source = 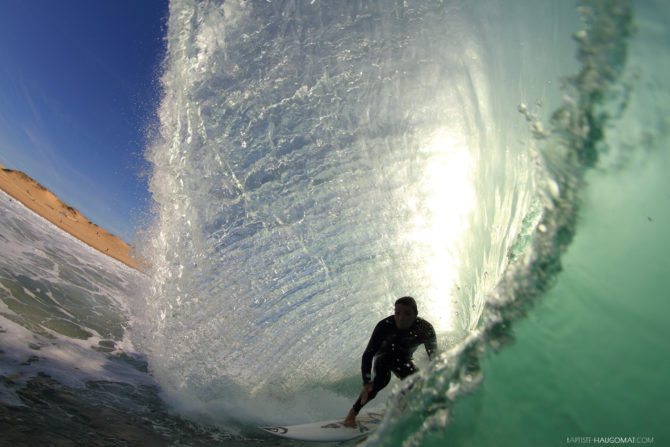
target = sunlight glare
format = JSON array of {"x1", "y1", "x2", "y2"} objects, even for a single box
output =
[{"x1": 406, "y1": 129, "x2": 475, "y2": 333}]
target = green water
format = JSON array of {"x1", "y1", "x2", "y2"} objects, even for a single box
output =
[{"x1": 441, "y1": 148, "x2": 670, "y2": 446}]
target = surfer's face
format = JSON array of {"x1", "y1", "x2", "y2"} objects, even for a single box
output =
[{"x1": 394, "y1": 304, "x2": 417, "y2": 330}]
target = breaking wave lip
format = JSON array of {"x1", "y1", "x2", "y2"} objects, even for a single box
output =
[
  {"x1": 135, "y1": 0, "x2": 641, "y2": 445},
  {"x1": 366, "y1": 1, "x2": 634, "y2": 445},
  {"x1": 139, "y1": 0, "x2": 541, "y2": 432}
]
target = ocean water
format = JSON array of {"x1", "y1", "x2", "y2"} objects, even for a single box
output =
[{"x1": 1, "y1": 0, "x2": 668, "y2": 446}]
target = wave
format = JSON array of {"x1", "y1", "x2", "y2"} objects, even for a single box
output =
[
  {"x1": 367, "y1": 1, "x2": 636, "y2": 443},
  {"x1": 139, "y1": 0, "x2": 639, "y2": 444}
]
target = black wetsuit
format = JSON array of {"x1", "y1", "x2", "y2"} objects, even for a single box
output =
[{"x1": 352, "y1": 315, "x2": 437, "y2": 413}]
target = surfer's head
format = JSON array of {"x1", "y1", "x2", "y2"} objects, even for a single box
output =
[{"x1": 394, "y1": 296, "x2": 418, "y2": 330}]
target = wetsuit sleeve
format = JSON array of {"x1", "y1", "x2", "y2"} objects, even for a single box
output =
[
  {"x1": 424, "y1": 322, "x2": 438, "y2": 360},
  {"x1": 361, "y1": 321, "x2": 385, "y2": 384}
]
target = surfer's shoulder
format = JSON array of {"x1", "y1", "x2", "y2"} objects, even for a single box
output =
[
  {"x1": 379, "y1": 315, "x2": 395, "y2": 327},
  {"x1": 373, "y1": 316, "x2": 395, "y2": 332},
  {"x1": 415, "y1": 317, "x2": 435, "y2": 332}
]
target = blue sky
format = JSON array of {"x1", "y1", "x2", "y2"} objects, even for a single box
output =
[{"x1": 0, "y1": 1, "x2": 168, "y2": 242}]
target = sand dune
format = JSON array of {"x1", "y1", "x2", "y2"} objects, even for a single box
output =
[{"x1": 0, "y1": 163, "x2": 144, "y2": 272}]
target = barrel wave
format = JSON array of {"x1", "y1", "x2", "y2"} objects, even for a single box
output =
[{"x1": 139, "y1": 0, "x2": 549, "y2": 428}]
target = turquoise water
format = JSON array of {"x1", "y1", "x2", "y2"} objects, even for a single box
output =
[
  {"x1": 424, "y1": 5, "x2": 670, "y2": 443},
  {"x1": 441, "y1": 149, "x2": 670, "y2": 446},
  {"x1": 1, "y1": 0, "x2": 669, "y2": 446},
  {"x1": 438, "y1": 8, "x2": 670, "y2": 445}
]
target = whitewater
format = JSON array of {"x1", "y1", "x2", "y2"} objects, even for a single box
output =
[{"x1": 1, "y1": 0, "x2": 669, "y2": 446}]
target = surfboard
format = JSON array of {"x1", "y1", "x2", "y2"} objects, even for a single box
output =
[{"x1": 259, "y1": 410, "x2": 385, "y2": 441}]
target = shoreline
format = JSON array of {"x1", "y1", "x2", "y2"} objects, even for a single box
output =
[{"x1": 0, "y1": 163, "x2": 144, "y2": 272}]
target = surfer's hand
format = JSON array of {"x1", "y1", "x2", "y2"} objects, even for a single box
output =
[{"x1": 360, "y1": 383, "x2": 374, "y2": 405}]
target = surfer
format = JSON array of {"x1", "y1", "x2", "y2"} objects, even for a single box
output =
[{"x1": 343, "y1": 296, "x2": 437, "y2": 428}]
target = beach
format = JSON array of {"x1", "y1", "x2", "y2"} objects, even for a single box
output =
[{"x1": 0, "y1": 163, "x2": 143, "y2": 272}]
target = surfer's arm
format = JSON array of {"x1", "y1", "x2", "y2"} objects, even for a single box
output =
[
  {"x1": 361, "y1": 321, "x2": 385, "y2": 383},
  {"x1": 424, "y1": 323, "x2": 438, "y2": 360}
]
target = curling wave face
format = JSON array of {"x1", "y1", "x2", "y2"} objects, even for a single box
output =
[
  {"x1": 136, "y1": 0, "x2": 659, "y2": 445},
  {"x1": 139, "y1": 0, "x2": 575, "y2": 428}
]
